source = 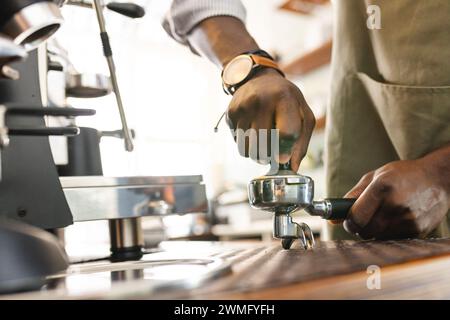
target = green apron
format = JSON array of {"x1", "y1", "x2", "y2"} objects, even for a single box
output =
[{"x1": 325, "y1": 0, "x2": 450, "y2": 240}]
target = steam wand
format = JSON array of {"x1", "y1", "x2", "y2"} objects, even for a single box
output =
[{"x1": 92, "y1": 0, "x2": 134, "y2": 151}]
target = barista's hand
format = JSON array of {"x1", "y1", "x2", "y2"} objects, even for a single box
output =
[
  {"x1": 226, "y1": 68, "x2": 315, "y2": 172},
  {"x1": 343, "y1": 157, "x2": 450, "y2": 240}
]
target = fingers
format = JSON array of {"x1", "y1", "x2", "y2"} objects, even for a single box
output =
[
  {"x1": 274, "y1": 100, "x2": 302, "y2": 165},
  {"x1": 231, "y1": 115, "x2": 274, "y2": 162},
  {"x1": 289, "y1": 133, "x2": 307, "y2": 173},
  {"x1": 227, "y1": 94, "x2": 264, "y2": 160},
  {"x1": 250, "y1": 115, "x2": 273, "y2": 164},
  {"x1": 290, "y1": 107, "x2": 315, "y2": 172},
  {"x1": 357, "y1": 206, "x2": 407, "y2": 239},
  {"x1": 345, "y1": 171, "x2": 375, "y2": 198},
  {"x1": 343, "y1": 174, "x2": 388, "y2": 237},
  {"x1": 332, "y1": 172, "x2": 375, "y2": 227},
  {"x1": 235, "y1": 119, "x2": 251, "y2": 158},
  {"x1": 225, "y1": 112, "x2": 236, "y2": 142},
  {"x1": 367, "y1": 210, "x2": 420, "y2": 240},
  {"x1": 226, "y1": 78, "x2": 313, "y2": 167}
]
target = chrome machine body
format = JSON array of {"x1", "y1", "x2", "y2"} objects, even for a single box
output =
[
  {"x1": 1, "y1": 1, "x2": 63, "y2": 51},
  {"x1": 61, "y1": 176, "x2": 208, "y2": 261},
  {"x1": 0, "y1": 0, "x2": 212, "y2": 296}
]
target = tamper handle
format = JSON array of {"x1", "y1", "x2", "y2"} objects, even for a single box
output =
[
  {"x1": 267, "y1": 161, "x2": 294, "y2": 175},
  {"x1": 278, "y1": 162, "x2": 291, "y2": 171},
  {"x1": 325, "y1": 198, "x2": 356, "y2": 220}
]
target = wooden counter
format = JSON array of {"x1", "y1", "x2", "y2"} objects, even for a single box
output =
[
  {"x1": 177, "y1": 239, "x2": 450, "y2": 300},
  {"x1": 4, "y1": 239, "x2": 450, "y2": 300}
]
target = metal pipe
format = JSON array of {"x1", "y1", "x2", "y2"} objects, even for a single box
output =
[
  {"x1": 109, "y1": 217, "x2": 144, "y2": 262},
  {"x1": 66, "y1": 1, "x2": 146, "y2": 19},
  {"x1": 65, "y1": 0, "x2": 93, "y2": 8},
  {"x1": 91, "y1": 0, "x2": 134, "y2": 151}
]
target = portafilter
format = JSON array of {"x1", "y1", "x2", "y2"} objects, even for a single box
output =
[{"x1": 248, "y1": 162, "x2": 356, "y2": 249}]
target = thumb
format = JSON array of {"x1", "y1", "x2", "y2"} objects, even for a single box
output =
[
  {"x1": 289, "y1": 138, "x2": 306, "y2": 172},
  {"x1": 289, "y1": 120, "x2": 314, "y2": 172},
  {"x1": 330, "y1": 171, "x2": 375, "y2": 225},
  {"x1": 343, "y1": 171, "x2": 385, "y2": 235}
]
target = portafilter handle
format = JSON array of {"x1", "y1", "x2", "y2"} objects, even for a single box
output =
[{"x1": 307, "y1": 198, "x2": 356, "y2": 220}]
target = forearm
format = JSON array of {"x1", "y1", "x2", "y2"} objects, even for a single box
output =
[{"x1": 187, "y1": 16, "x2": 259, "y2": 67}]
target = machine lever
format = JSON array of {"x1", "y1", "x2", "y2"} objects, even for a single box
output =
[
  {"x1": 9, "y1": 126, "x2": 80, "y2": 136},
  {"x1": 106, "y1": 2, "x2": 145, "y2": 18},
  {"x1": 66, "y1": 0, "x2": 146, "y2": 19},
  {"x1": 6, "y1": 107, "x2": 96, "y2": 117}
]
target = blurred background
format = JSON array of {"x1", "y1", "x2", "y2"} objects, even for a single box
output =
[{"x1": 57, "y1": 0, "x2": 334, "y2": 257}]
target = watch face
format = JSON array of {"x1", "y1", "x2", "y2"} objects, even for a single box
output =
[{"x1": 222, "y1": 55, "x2": 253, "y2": 86}]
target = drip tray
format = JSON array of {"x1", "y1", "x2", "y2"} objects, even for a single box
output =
[{"x1": 6, "y1": 252, "x2": 232, "y2": 299}]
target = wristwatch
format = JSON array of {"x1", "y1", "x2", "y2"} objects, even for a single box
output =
[{"x1": 221, "y1": 50, "x2": 284, "y2": 95}]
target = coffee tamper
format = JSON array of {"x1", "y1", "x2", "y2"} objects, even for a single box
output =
[{"x1": 248, "y1": 163, "x2": 356, "y2": 249}]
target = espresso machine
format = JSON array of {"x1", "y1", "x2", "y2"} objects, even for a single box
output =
[{"x1": 0, "y1": 0, "x2": 212, "y2": 295}]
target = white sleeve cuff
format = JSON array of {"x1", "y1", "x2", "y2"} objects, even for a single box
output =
[{"x1": 163, "y1": 0, "x2": 247, "y2": 45}]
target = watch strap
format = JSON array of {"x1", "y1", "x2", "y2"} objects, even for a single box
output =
[
  {"x1": 243, "y1": 49, "x2": 274, "y2": 60},
  {"x1": 250, "y1": 55, "x2": 280, "y2": 70}
]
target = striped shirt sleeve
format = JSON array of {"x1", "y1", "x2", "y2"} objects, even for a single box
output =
[{"x1": 163, "y1": 0, "x2": 247, "y2": 46}]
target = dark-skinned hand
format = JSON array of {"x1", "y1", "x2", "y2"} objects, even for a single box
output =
[
  {"x1": 226, "y1": 68, "x2": 315, "y2": 172},
  {"x1": 343, "y1": 156, "x2": 450, "y2": 240}
]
